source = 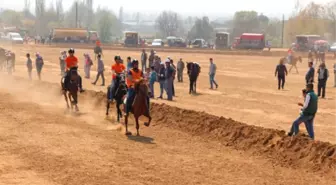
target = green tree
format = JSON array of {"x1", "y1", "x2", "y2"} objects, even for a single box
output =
[
  {"x1": 188, "y1": 16, "x2": 214, "y2": 41},
  {"x1": 0, "y1": 10, "x2": 23, "y2": 26},
  {"x1": 96, "y1": 10, "x2": 121, "y2": 42},
  {"x1": 233, "y1": 11, "x2": 259, "y2": 35},
  {"x1": 156, "y1": 11, "x2": 182, "y2": 37}
]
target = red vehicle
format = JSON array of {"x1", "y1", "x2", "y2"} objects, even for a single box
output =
[{"x1": 236, "y1": 33, "x2": 265, "y2": 50}]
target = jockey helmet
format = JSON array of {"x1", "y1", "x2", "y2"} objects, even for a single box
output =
[
  {"x1": 68, "y1": 48, "x2": 75, "y2": 53},
  {"x1": 132, "y1": 59, "x2": 139, "y2": 65}
]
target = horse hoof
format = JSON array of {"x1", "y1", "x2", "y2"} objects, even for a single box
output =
[
  {"x1": 144, "y1": 122, "x2": 150, "y2": 127},
  {"x1": 125, "y1": 131, "x2": 132, "y2": 136}
]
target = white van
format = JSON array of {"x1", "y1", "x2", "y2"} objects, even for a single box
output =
[{"x1": 7, "y1": 32, "x2": 24, "y2": 44}]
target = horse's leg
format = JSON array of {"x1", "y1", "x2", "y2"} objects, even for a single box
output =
[
  {"x1": 144, "y1": 115, "x2": 152, "y2": 127},
  {"x1": 295, "y1": 65, "x2": 299, "y2": 74},
  {"x1": 106, "y1": 100, "x2": 110, "y2": 116},
  {"x1": 72, "y1": 91, "x2": 79, "y2": 112},
  {"x1": 64, "y1": 92, "x2": 70, "y2": 109},
  {"x1": 116, "y1": 102, "x2": 120, "y2": 122},
  {"x1": 68, "y1": 92, "x2": 73, "y2": 110},
  {"x1": 135, "y1": 117, "x2": 140, "y2": 136},
  {"x1": 125, "y1": 114, "x2": 132, "y2": 135}
]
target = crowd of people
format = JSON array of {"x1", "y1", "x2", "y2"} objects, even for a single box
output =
[
  {"x1": 18, "y1": 46, "x2": 336, "y2": 140},
  {"x1": 278, "y1": 47, "x2": 336, "y2": 140}
]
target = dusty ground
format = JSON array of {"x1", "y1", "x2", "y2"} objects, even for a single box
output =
[{"x1": 0, "y1": 44, "x2": 335, "y2": 184}]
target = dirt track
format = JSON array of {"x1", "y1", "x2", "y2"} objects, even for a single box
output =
[{"x1": 0, "y1": 44, "x2": 335, "y2": 184}]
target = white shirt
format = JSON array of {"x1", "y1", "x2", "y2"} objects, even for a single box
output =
[{"x1": 302, "y1": 94, "x2": 311, "y2": 110}]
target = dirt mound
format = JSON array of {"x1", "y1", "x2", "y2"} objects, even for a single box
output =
[
  {"x1": 150, "y1": 103, "x2": 336, "y2": 176},
  {"x1": 4, "y1": 76, "x2": 336, "y2": 178}
]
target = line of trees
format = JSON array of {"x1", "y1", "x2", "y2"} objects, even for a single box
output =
[
  {"x1": 0, "y1": 0, "x2": 121, "y2": 43},
  {"x1": 0, "y1": 0, "x2": 335, "y2": 45}
]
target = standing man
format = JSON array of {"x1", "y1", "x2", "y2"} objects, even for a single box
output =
[
  {"x1": 305, "y1": 61, "x2": 315, "y2": 84},
  {"x1": 126, "y1": 56, "x2": 132, "y2": 72},
  {"x1": 59, "y1": 51, "x2": 67, "y2": 76},
  {"x1": 165, "y1": 60, "x2": 174, "y2": 101},
  {"x1": 177, "y1": 58, "x2": 185, "y2": 82},
  {"x1": 317, "y1": 63, "x2": 329, "y2": 98},
  {"x1": 148, "y1": 50, "x2": 155, "y2": 68},
  {"x1": 288, "y1": 83, "x2": 318, "y2": 139},
  {"x1": 35, "y1": 53, "x2": 44, "y2": 80},
  {"x1": 92, "y1": 54, "x2": 105, "y2": 86},
  {"x1": 209, "y1": 58, "x2": 218, "y2": 89},
  {"x1": 275, "y1": 58, "x2": 288, "y2": 90},
  {"x1": 141, "y1": 49, "x2": 147, "y2": 71},
  {"x1": 26, "y1": 53, "x2": 33, "y2": 80},
  {"x1": 334, "y1": 62, "x2": 336, "y2": 87},
  {"x1": 170, "y1": 59, "x2": 176, "y2": 96}
]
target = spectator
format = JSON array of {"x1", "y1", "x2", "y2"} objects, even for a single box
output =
[
  {"x1": 26, "y1": 53, "x2": 32, "y2": 80},
  {"x1": 317, "y1": 63, "x2": 329, "y2": 98},
  {"x1": 149, "y1": 66, "x2": 157, "y2": 98},
  {"x1": 305, "y1": 61, "x2": 315, "y2": 84},
  {"x1": 157, "y1": 62, "x2": 166, "y2": 99},
  {"x1": 92, "y1": 54, "x2": 105, "y2": 86},
  {"x1": 288, "y1": 83, "x2": 318, "y2": 139},
  {"x1": 141, "y1": 49, "x2": 147, "y2": 71},
  {"x1": 275, "y1": 58, "x2": 288, "y2": 90},
  {"x1": 177, "y1": 58, "x2": 185, "y2": 82},
  {"x1": 209, "y1": 58, "x2": 218, "y2": 89}
]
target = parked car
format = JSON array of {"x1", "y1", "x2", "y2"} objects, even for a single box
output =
[
  {"x1": 151, "y1": 39, "x2": 164, "y2": 47},
  {"x1": 329, "y1": 42, "x2": 336, "y2": 52},
  {"x1": 5, "y1": 32, "x2": 24, "y2": 44},
  {"x1": 191, "y1": 39, "x2": 207, "y2": 48}
]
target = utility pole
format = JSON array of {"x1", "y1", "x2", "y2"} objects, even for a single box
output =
[
  {"x1": 75, "y1": 1, "x2": 78, "y2": 28},
  {"x1": 281, "y1": 14, "x2": 285, "y2": 48}
]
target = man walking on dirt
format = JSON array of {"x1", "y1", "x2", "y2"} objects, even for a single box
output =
[
  {"x1": 275, "y1": 58, "x2": 288, "y2": 90},
  {"x1": 141, "y1": 49, "x2": 147, "y2": 72},
  {"x1": 209, "y1": 58, "x2": 218, "y2": 89},
  {"x1": 177, "y1": 58, "x2": 185, "y2": 82}
]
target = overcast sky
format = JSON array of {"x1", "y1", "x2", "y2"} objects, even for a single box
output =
[{"x1": 0, "y1": 0, "x2": 332, "y2": 18}]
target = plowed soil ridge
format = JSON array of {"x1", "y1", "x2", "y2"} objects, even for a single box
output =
[{"x1": 5, "y1": 76, "x2": 336, "y2": 178}]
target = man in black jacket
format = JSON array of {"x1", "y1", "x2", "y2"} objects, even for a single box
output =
[
  {"x1": 275, "y1": 58, "x2": 288, "y2": 90},
  {"x1": 317, "y1": 63, "x2": 329, "y2": 98},
  {"x1": 305, "y1": 61, "x2": 315, "y2": 84}
]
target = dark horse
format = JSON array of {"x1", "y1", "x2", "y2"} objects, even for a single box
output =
[
  {"x1": 61, "y1": 68, "x2": 79, "y2": 112},
  {"x1": 186, "y1": 62, "x2": 201, "y2": 94},
  {"x1": 125, "y1": 79, "x2": 152, "y2": 136},
  {"x1": 106, "y1": 74, "x2": 128, "y2": 122}
]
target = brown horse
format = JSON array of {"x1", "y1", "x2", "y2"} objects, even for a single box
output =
[
  {"x1": 124, "y1": 79, "x2": 152, "y2": 136},
  {"x1": 285, "y1": 56, "x2": 302, "y2": 74},
  {"x1": 61, "y1": 69, "x2": 79, "y2": 112}
]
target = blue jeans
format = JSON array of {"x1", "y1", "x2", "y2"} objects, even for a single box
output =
[
  {"x1": 149, "y1": 82, "x2": 154, "y2": 98},
  {"x1": 159, "y1": 81, "x2": 165, "y2": 98},
  {"x1": 289, "y1": 114, "x2": 315, "y2": 139},
  {"x1": 165, "y1": 77, "x2": 173, "y2": 100},
  {"x1": 209, "y1": 74, "x2": 218, "y2": 89},
  {"x1": 126, "y1": 88, "x2": 135, "y2": 114}
]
